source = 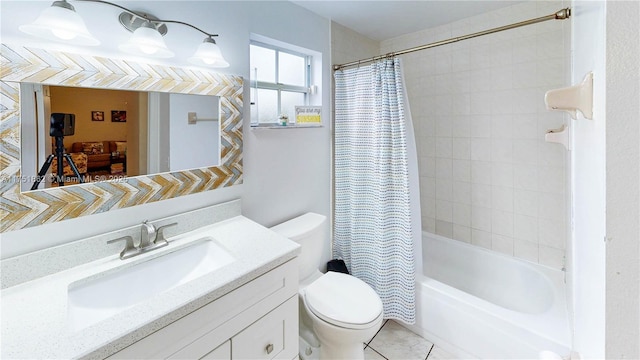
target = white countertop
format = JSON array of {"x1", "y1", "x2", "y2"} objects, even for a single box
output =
[{"x1": 1, "y1": 216, "x2": 300, "y2": 359}]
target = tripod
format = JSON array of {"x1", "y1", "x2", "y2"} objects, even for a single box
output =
[{"x1": 31, "y1": 135, "x2": 84, "y2": 190}]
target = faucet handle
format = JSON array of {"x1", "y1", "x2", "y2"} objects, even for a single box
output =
[
  {"x1": 155, "y1": 222, "x2": 177, "y2": 245},
  {"x1": 140, "y1": 220, "x2": 156, "y2": 248},
  {"x1": 107, "y1": 236, "x2": 139, "y2": 260}
]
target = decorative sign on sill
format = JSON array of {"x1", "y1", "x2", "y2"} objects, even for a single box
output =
[{"x1": 295, "y1": 106, "x2": 322, "y2": 126}]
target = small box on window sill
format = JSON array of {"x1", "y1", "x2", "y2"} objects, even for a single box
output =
[{"x1": 295, "y1": 106, "x2": 322, "y2": 126}]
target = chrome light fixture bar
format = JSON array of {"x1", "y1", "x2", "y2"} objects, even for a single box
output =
[{"x1": 19, "y1": 0, "x2": 229, "y2": 67}]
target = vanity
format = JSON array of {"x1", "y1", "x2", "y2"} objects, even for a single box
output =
[
  {"x1": 0, "y1": 43, "x2": 302, "y2": 359},
  {"x1": 0, "y1": 200, "x2": 301, "y2": 359}
]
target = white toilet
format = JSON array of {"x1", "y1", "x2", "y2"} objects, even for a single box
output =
[{"x1": 271, "y1": 213, "x2": 384, "y2": 360}]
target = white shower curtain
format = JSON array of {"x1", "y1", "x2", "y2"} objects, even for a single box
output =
[{"x1": 334, "y1": 58, "x2": 416, "y2": 325}]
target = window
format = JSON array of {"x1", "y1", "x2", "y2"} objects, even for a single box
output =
[{"x1": 250, "y1": 42, "x2": 311, "y2": 125}]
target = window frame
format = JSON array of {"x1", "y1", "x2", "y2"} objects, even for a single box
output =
[{"x1": 250, "y1": 41, "x2": 311, "y2": 124}]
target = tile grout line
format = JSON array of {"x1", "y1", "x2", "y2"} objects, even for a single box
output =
[
  {"x1": 366, "y1": 319, "x2": 389, "y2": 346},
  {"x1": 368, "y1": 345, "x2": 390, "y2": 360},
  {"x1": 425, "y1": 344, "x2": 435, "y2": 360}
]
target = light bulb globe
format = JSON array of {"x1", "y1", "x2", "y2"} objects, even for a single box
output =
[
  {"x1": 118, "y1": 24, "x2": 174, "y2": 58},
  {"x1": 19, "y1": 1, "x2": 100, "y2": 46},
  {"x1": 188, "y1": 38, "x2": 229, "y2": 68}
]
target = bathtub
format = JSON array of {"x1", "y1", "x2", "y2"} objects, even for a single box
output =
[{"x1": 405, "y1": 232, "x2": 571, "y2": 359}]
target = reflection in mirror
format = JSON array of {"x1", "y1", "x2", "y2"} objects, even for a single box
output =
[
  {"x1": 20, "y1": 84, "x2": 220, "y2": 192},
  {"x1": 1, "y1": 43, "x2": 243, "y2": 232},
  {"x1": 168, "y1": 93, "x2": 221, "y2": 172}
]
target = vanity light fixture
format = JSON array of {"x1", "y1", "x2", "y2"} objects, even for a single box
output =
[
  {"x1": 18, "y1": 0, "x2": 100, "y2": 46},
  {"x1": 19, "y1": 0, "x2": 229, "y2": 67}
]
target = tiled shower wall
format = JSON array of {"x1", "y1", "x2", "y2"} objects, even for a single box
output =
[{"x1": 380, "y1": 1, "x2": 570, "y2": 269}]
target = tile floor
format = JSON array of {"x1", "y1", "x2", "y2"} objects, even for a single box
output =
[{"x1": 364, "y1": 320, "x2": 458, "y2": 360}]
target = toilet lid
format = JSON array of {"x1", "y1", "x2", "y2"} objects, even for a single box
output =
[{"x1": 304, "y1": 272, "x2": 383, "y2": 329}]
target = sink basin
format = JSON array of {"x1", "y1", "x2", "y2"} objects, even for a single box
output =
[{"x1": 67, "y1": 237, "x2": 235, "y2": 332}]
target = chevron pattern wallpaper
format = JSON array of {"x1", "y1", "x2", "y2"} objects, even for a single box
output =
[{"x1": 0, "y1": 44, "x2": 243, "y2": 232}]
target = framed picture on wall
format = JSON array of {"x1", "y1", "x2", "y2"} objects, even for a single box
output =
[
  {"x1": 111, "y1": 110, "x2": 127, "y2": 122},
  {"x1": 91, "y1": 111, "x2": 104, "y2": 121}
]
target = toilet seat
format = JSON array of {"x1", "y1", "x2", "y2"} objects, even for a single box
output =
[{"x1": 303, "y1": 272, "x2": 383, "y2": 330}]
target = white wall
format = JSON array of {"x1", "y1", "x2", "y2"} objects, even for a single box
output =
[
  {"x1": 571, "y1": 1, "x2": 640, "y2": 358},
  {"x1": 604, "y1": 1, "x2": 640, "y2": 358},
  {"x1": 380, "y1": 0, "x2": 571, "y2": 269},
  {"x1": 169, "y1": 93, "x2": 220, "y2": 171},
  {"x1": 570, "y1": 1, "x2": 606, "y2": 357},
  {"x1": 0, "y1": 1, "x2": 332, "y2": 259},
  {"x1": 572, "y1": 1, "x2": 640, "y2": 359}
]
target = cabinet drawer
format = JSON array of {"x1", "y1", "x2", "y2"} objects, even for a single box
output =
[
  {"x1": 201, "y1": 340, "x2": 231, "y2": 360},
  {"x1": 232, "y1": 296, "x2": 298, "y2": 360}
]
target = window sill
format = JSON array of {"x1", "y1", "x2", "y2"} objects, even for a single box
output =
[{"x1": 250, "y1": 123, "x2": 322, "y2": 129}]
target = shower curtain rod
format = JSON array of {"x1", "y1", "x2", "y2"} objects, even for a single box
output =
[{"x1": 333, "y1": 7, "x2": 571, "y2": 71}]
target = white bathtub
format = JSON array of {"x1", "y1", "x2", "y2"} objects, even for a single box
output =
[{"x1": 405, "y1": 232, "x2": 571, "y2": 359}]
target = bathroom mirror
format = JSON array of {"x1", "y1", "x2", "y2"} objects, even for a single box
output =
[
  {"x1": 0, "y1": 44, "x2": 243, "y2": 232},
  {"x1": 20, "y1": 84, "x2": 221, "y2": 191}
]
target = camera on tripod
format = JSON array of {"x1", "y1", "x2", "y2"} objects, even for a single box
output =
[
  {"x1": 50, "y1": 113, "x2": 75, "y2": 137},
  {"x1": 31, "y1": 113, "x2": 84, "y2": 190}
]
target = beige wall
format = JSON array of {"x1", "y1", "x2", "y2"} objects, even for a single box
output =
[
  {"x1": 331, "y1": 21, "x2": 379, "y2": 65},
  {"x1": 49, "y1": 86, "x2": 139, "y2": 155}
]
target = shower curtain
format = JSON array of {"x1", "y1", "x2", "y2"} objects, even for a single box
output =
[{"x1": 334, "y1": 58, "x2": 416, "y2": 325}]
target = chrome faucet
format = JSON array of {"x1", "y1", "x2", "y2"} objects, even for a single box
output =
[{"x1": 108, "y1": 221, "x2": 178, "y2": 260}]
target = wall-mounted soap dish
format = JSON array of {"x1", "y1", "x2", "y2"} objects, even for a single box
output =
[
  {"x1": 545, "y1": 124, "x2": 570, "y2": 150},
  {"x1": 544, "y1": 72, "x2": 593, "y2": 120}
]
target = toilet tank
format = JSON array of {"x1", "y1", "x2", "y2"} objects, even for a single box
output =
[{"x1": 271, "y1": 213, "x2": 327, "y2": 280}]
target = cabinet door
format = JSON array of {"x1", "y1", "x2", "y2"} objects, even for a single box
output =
[
  {"x1": 201, "y1": 340, "x2": 231, "y2": 360},
  {"x1": 108, "y1": 260, "x2": 298, "y2": 360},
  {"x1": 232, "y1": 296, "x2": 298, "y2": 360}
]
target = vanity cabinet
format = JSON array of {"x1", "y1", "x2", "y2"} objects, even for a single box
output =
[
  {"x1": 107, "y1": 259, "x2": 299, "y2": 360},
  {"x1": 201, "y1": 341, "x2": 230, "y2": 360}
]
